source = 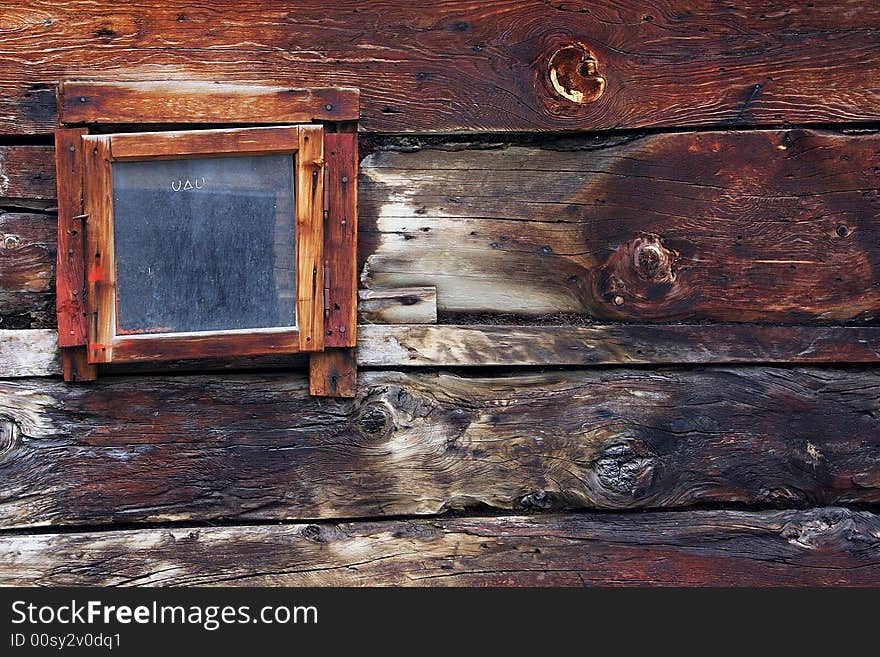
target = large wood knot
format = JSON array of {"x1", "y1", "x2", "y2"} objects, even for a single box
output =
[
  {"x1": 546, "y1": 43, "x2": 606, "y2": 104},
  {"x1": 593, "y1": 233, "x2": 680, "y2": 314},
  {"x1": 593, "y1": 441, "x2": 656, "y2": 497}
]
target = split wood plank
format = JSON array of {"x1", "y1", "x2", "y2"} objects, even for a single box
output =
[
  {"x1": 0, "y1": 367, "x2": 877, "y2": 528},
  {"x1": 1, "y1": 508, "x2": 878, "y2": 586},
  {"x1": 3, "y1": 2, "x2": 880, "y2": 134}
]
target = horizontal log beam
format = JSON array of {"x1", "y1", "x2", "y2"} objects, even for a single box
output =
[
  {"x1": 361, "y1": 129, "x2": 880, "y2": 323},
  {"x1": 2, "y1": 2, "x2": 880, "y2": 134},
  {"x1": 2, "y1": 508, "x2": 878, "y2": 586},
  {"x1": 8, "y1": 323, "x2": 880, "y2": 379},
  {"x1": 0, "y1": 146, "x2": 55, "y2": 203},
  {"x1": 357, "y1": 324, "x2": 880, "y2": 366},
  {"x1": 0, "y1": 367, "x2": 877, "y2": 528}
]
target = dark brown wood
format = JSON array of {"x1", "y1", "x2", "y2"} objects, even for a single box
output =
[
  {"x1": 323, "y1": 132, "x2": 358, "y2": 347},
  {"x1": 2, "y1": 507, "x2": 878, "y2": 586},
  {"x1": 361, "y1": 130, "x2": 880, "y2": 323},
  {"x1": 358, "y1": 324, "x2": 880, "y2": 366},
  {"x1": 0, "y1": 146, "x2": 56, "y2": 203},
  {"x1": 60, "y1": 81, "x2": 359, "y2": 125},
  {"x1": 0, "y1": 367, "x2": 878, "y2": 528},
  {"x1": 310, "y1": 348, "x2": 357, "y2": 397},
  {"x1": 359, "y1": 287, "x2": 438, "y2": 324},
  {"x1": 0, "y1": 211, "x2": 55, "y2": 329},
  {"x1": 3, "y1": 2, "x2": 880, "y2": 134}
]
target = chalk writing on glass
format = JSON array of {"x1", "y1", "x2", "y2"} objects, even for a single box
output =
[{"x1": 170, "y1": 177, "x2": 206, "y2": 192}]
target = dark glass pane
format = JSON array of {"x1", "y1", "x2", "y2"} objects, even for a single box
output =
[{"x1": 111, "y1": 154, "x2": 296, "y2": 334}]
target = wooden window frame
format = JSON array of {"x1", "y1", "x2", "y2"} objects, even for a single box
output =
[{"x1": 81, "y1": 124, "x2": 325, "y2": 364}]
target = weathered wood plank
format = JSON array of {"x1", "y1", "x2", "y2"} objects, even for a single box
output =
[
  {"x1": 359, "y1": 287, "x2": 438, "y2": 324},
  {"x1": 0, "y1": 367, "x2": 877, "y2": 528},
  {"x1": 60, "y1": 81, "x2": 359, "y2": 125},
  {"x1": 0, "y1": 146, "x2": 55, "y2": 202},
  {"x1": 0, "y1": 211, "x2": 55, "y2": 328},
  {"x1": 10, "y1": 323, "x2": 880, "y2": 379},
  {"x1": 2, "y1": 508, "x2": 878, "y2": 586},
  {"x1": 2, "y1": 2, "x2": 880, "y2": 134},
  {"x1": 0, "y1": 329, "x2": 58, "y2": 377},
  {"x1": 361, "y1": 129, "x2": 880, "y2": 323},
  {"x1": 357, "y1": 324, "x2": 880, "y2": 366}
]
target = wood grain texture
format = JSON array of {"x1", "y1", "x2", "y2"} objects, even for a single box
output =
[
  {"x1": 54, "y1": 128, "x2": 88, "y2": 348},
  {"x1": 2, "y1": 507, "x2": 878, "y2": 586},
  {"x1": 359, "y1": 287, "x2": 438, "y2": 324},
  {"x1": 296, "y1": 125, "x2": 324, "y2": 350},
  {"x1": 361, "y1": 129, "x2": 880, "y2": 323},
  {"x1": 0, "y1": 329, "x2": 58, "y2": 377},
  {"x1": 12, "y1": 322, "x2": 880, "y2": 379},
  {"x1": 310, "y1": 348, "x2": 357, "y2": 397},
  {"x1": 81, "y1": 135, "x2": 114, "y2": 363},
  {"x1": 0, "y1": 211, "x2": 55, "y2": 328},
  {"x1": 60, "y1": 81, "x2": 359, "y2": 124},
  {"x1": 0, "y1": 146, "x2": 55, "y2": 203},
  {"x1": 357, "y1": 324, "x2": 880, "y2": 366},
  {"x1": 323, "y1": 133, "x2": 358, "y2": 347},
  {"x1": 0, "y1": 367, "x2": 877, "y2": 528},
  {"x1": 2, "y1": 1, "x2": 880, "y2": 134},
  {"x1": 109, "y1": 125, "x2": 301, "y2": 160}
]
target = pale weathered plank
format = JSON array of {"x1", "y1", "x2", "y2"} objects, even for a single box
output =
[
  {"x1": 0, "y1": 329, "x2": 58, "y2": 377},
  {"x1": 0, "y1": 367, "x2": 877, "y2": 528},
  {"x1": 357, "y1": 324, "x2": 880, "y2": 366},
  {"x1": 358, "y1": 287, "x2": 438, "y2": 324},
  {"x1": 2, "y1": 2, "x2": 880, "y2": 134},
  {"x1": 360, "y1": 130, "x2": 880, "y2": 323},
  {"x1": 2, "y1": 508, "x2": 878, "y2": 586}
]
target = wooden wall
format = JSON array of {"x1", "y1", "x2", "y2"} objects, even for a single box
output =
[{"x1": 1, "y1": 0, "x2": 880, "y2": 586}]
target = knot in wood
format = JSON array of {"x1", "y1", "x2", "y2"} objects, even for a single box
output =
[
  {"x1": 547, "y1": 43, "x2": 606, "y2": 104},
  {"x1": 633, "y1": 235, "x2": 675, "y2": 283},
  {"x1": 594, "y1": 442, "x2": 656, "y2": 497},
  {"x1": 357, "y1": 404, "x2": 393, "y2": 438},
  {"x1": 0, "y1": 418, "x2": 21, "y2": 454},
  {"x1": 2, "y1": 234, "x2": 21, "y2": 250}
]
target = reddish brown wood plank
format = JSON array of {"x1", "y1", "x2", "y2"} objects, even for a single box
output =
[
  {"x1": 109, "y1": 125, "x2": 301, "y2": 160},
  {"x1": 296, "y1": 125, "x2": 325, "y2": 351},
  {"x1": 60, "y1": 81, "x2": 358, "y2": 125},
  {"x1": 323, "y1": 132, "x2": 358, "y2": 347},
  {"x1": 2, "y1": 508, "x2": 878, "y2": 586},
  {"x1": 54, "y1": 128, "x2": 88, "y2": 348},
  {"x1": 0, "y1": 367, "x2": 878, "y2": 528},
  {"x1": 2, "y1": 2, "x2": 880, "y2": 134},
  {"x1": 361, "y1": 129, "x2": 880, "y2": 323}
]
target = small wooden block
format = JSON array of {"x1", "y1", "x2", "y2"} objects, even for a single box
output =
[
  {"x1": 61, "y1": 346, "x2": 97, "y2": 382},
  {"x1": 359, "y1": 287, "x2": 438, "y2": 324},
  {"x1": 310, "y1": 348, "x2": 357, "y2": 397}
]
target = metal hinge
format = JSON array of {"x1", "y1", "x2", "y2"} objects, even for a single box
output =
[{"x1": 323, "y1": 261, "x2": 331, "y2": 319}]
